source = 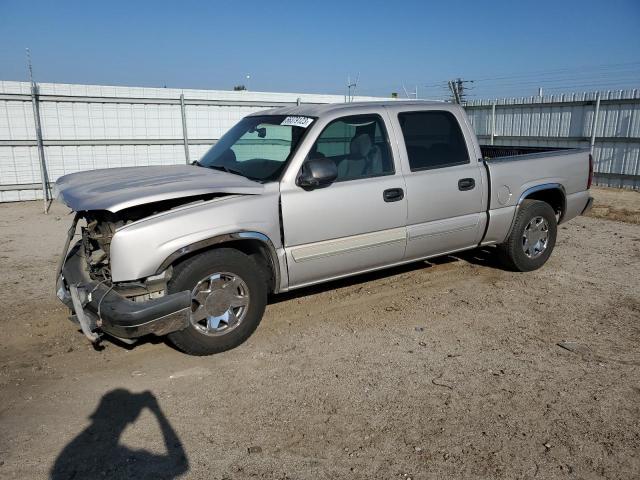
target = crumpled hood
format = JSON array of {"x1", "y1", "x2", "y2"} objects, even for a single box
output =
[{"x1": 54, "y1": 165, "x2": 264, "y2": 212}]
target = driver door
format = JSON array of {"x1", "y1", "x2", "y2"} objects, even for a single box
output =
[{"x1": 280, "y1": 113, "x2": 407, "y2": 288}]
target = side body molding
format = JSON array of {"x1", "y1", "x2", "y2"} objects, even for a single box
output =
[{"x1": 155, "y1": 231, "x2": 282, "y2": 293}]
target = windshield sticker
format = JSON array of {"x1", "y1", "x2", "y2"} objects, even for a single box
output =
[{"x1": 280, "y1": 116, "x2": 314, "y2": 128}]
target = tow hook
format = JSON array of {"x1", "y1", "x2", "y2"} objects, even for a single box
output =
[{"x1": 69, "y1": 284, "x2": 102, "y2": 345}]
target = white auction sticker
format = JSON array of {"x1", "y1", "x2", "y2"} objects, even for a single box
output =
[{"x1": 280, "y1": 116, "x2": 314, "y2": 128}]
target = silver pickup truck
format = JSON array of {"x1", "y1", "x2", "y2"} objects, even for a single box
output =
[{"x1": 54, "y1": 101, "x2": 593, "y2": 355}]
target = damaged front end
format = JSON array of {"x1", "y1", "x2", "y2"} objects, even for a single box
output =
[
  {"x1": 52, "y1": 164, "x2": 266, "y2": 346},
  {"x1": 56, "y1": 210, "x2": 191, "y2": 346}
]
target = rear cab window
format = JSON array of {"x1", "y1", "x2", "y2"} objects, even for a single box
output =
[{"x1": 398, "y1": 111, "x2": 470, "y2": 171}]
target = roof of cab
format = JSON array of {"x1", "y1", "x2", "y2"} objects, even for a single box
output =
[{"x1": 249, "y1": 100, "x2": 447, "y2": 118}]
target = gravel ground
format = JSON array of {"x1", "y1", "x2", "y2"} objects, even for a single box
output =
[{"x1": 0, "y1": 187, "x2": 639, "y2": 480}]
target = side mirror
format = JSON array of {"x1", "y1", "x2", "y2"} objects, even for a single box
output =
[{"x1": 297, "y1": 157, "x2": 338, "y2": 190}]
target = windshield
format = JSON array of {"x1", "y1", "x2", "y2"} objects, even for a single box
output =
[{"x1": 198, "y1": 115, "x2": 315, "y2": 182}]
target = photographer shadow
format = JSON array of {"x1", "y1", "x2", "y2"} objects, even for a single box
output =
[{"x1": 50, "y1": 389, "x2": 189, "y2": 480}]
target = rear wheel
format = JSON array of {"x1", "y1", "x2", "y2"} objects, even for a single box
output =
[
  {"x1": 167, "y1": 248, "x2": 267, "y2": 355},
  {"x1": 497, "y1": 199, "x2": 557, "y2": 272}
]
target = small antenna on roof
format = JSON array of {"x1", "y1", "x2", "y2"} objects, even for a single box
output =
[
  {"x1": 402, "y1": 83, "x2": 410, "y2": 99},
  {"x1": 351, "y1": 72, "x2": 359, "y2": 101},
  {"x1": 402, "y1": 83, "x2": 418, "y2": 99},
  {"x1": 346, "y1": 73, "x2": 359, "y2": 102}
]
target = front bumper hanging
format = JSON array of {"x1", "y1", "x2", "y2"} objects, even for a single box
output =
[{"x1": 57, "y1": 242, "x2": 191, "y2": 342}]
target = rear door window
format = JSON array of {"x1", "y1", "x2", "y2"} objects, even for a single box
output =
[{"x1": 398, "y1": 111, "x2": 470, "y2": 171}]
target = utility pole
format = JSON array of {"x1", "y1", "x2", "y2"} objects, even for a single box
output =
[
  {"x1": 447, "y1": 78, "x2": 472, "y2": 104},
  {"x1": 447, "y1": 81, "x2": 459, "y2": 103}
]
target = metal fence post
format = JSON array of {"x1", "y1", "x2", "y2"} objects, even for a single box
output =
[
  {"x1": 490, "y1": 102, "x2": 496, "y2": 146},
  {"x1": 589, "y1": 92, "x2": 602, "y2": 186},
  {"x1": 590, "y1": 92, "x2": 601, "y2": 155},
  {"x1": 30, "y1": 82, "x2": 49, "y2": 213},
  {"x1": 179, "y1": 93, "x2": 190, "y2": 164}
]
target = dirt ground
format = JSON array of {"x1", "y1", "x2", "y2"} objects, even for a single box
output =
[
  {"x1": 0, "y1": 187, "x2": 639, "y2": 480},
  {"x1": 585, "y1": 187, "x2": 640, "y2": 224}
]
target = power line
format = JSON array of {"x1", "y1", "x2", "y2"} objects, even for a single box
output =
[
  {"x1": 474, "y1": 75, "x2": 640, "y2": 89},
  {"x1": 422, "y1": 61, "x2": 640, "y2": 92},
  {"x1": 424, "y1": 75, "x2": 640, "y2": 93},
  {"x1": 478, "y1": 78, "x2": 639, "y2": 91},
  {"x1": 470, "y1": 61, "x2": 640, "y2": 83},
  {"x1": 471, "y1": 79, "x2": 639, "y2": 93}
]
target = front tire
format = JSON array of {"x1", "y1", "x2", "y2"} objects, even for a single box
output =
[
  {"x1": 497, "y1": 199, "x2": 558, "y2": 272},
  {"x1": 167, "y1": 248, "x2": 267, "y2": 356}
]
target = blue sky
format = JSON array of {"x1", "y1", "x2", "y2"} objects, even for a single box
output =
[{"x1": 1, "y1": 0, "x2": 639, "y2": 99}]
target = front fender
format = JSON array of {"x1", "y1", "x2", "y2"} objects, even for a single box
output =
[
  {"x1": 154, "y1": 231, "x2": 283, "y2": 293},
  {"x1": 109, "y1": 190, "x2": 282, "y2": 284}
]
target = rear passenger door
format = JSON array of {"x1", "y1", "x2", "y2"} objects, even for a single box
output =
[{"x1": 389, "y1": 108, "x2": 485, "y2": 260}]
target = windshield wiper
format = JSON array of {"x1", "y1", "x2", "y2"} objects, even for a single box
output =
[
  {"x1": 207, "y1": 165, "x2": 260, "y2": 182},
  {"x1": 208, "y1": 164, "x2": 241, "y2": 175}
]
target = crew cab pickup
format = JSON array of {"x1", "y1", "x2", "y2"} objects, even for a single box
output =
[{"x1": 54, "y1": 101, "x2": 593, "y2": 355}]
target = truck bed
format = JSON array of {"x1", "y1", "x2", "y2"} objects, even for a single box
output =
[
  {"x1": 478, "y1": 145, "x2": 592, "y2": 245},
  {"x1": 480, "y1": 145, "x2": 569, "y2": 160}
]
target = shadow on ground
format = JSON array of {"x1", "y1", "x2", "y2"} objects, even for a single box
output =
[
  {"x1": 454, "y1": 246, "x2": 504, "y2": 269},
  {"x1": 95, "y1": 246, "x2": 506, "y2": 350},
  {"x1": 271, "y1": 245, "x2": 505, "y2": 304},
  {"x1": 50, "y1": 389, "x2": 188, "y2": 480}
]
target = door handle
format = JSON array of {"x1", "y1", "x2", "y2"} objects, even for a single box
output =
[
  {"x1": 458, "y1": 178, "x2": 475, "y2": 191},
  {"x1": 383, "y1": 188, "x2": 404, "y2": 202}
]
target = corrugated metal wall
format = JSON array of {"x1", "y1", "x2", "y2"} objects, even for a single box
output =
[
  {"x1": 2, "y1": 82, "x2": 639, "y2": 203},
  {"x1": 465, "y1": 89, "x2": 640, "y2": 189},
  {"x1": 0, "y1": 81, "x2": 383, "y2": 202}
]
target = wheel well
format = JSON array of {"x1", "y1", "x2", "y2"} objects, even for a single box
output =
[
  {"x1": 224, "y1": 239, "x2": 276, "y2": 292},
  {"x1": 169, "y1": 239, "x2": 277, "y2": 293},
  {"x1": 523, "y1": 188, "x2": 565, "y2": 219}
]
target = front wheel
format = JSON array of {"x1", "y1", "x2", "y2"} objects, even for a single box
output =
[
  {"x1": 497, "y1": 199, "x2": 558, "y2": 272},
  {"x1": 167, "y1": 248, "x2": 267, "y2": 355}
]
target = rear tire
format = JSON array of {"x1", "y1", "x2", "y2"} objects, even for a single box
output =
[
  {"x1": 497, "y1": 199, "x2": 557, "y2": 272},
  {"x1": 166, "y1": 248, "x2": 267, "y2": 356}
]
